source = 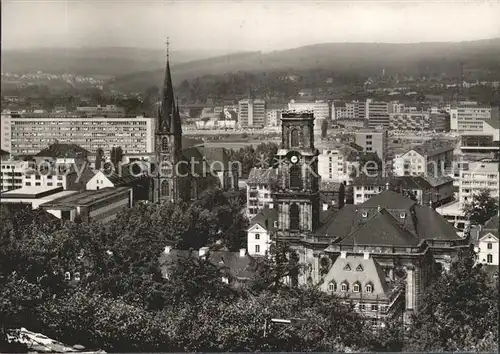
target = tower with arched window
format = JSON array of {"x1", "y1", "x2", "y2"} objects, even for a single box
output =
[{"x1": 272, "y1": 111, "x2": 320, "y2": 237}]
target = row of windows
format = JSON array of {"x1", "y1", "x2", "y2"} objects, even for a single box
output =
[{"x1": 328, "y1": 281, "x2": 375, "y2": 293}]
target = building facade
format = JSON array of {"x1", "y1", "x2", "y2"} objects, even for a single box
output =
[
  {"x1": 393, "y1": 141, "x2": 454, "y2": 177},
  {"x1": 458, "y1": 160, "x2": 499, "y2": 205},
  {"x1": 317, "y1": 144, "x2": 360, "y2": 184},
  {"x1": 354, "y1": 128, "x2": 388, "y2": 162},
  {"x1": 366, "y1": 99, "x2": 390, "y2": 129},
  {"x1": 238, "y1": 99, "x2": 266, "y2": 128},
  {"x1": 246, "y1": 167, "x2": 277, "y2": 219},
  {"x1": 1, "y1": 160, "x2": 28, "y2": 191},
  {"x1": 2, "y1": 113, "x2": 155, "y2": 156}
]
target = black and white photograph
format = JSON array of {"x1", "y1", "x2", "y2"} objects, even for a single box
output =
[{"x1": 1, "y1": 0, "x2": 499, "y2": 352}]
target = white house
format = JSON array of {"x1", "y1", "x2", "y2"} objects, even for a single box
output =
[
  {"x1": 247, "y1": 207, "x2": 278, "y2": 256},
  {"x1": 473, "y1": 215, "x2": 499, "y2": 266}
]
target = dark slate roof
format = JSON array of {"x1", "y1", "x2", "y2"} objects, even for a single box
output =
[
  {"x1": 340, "y1": 209, "x2": 419, "y2": 247},
  {"x1": 0, "y1": 149, "x2": 9, "y2": 156},
  {"x1": 198, "y1": 147, "x2": 230, "y2": 171},
  {"x1": 36, "y1": 143, "x2": 90, "y2": 158},
  {"x1": 247, "y1": 167, "x2": 277, "y2": 185},
  {"x1": 66, "y1": 166, "x2": 96, "y2": 191},
  {"x1": 362, "y1": 190, "x2": 417, "y2": 209},
  {"x1": 105, "y1": 164, "x2": 145, "y2": 185},
  {"x1": 413, "y1": 204, "x2": 466, "y2": 241},
  {"x1": 249, "y1": 206, "x2": 278, "y2": 230},
  {"x1": 480, "y1": 215, "x2": 499, "y2": 239},
  {"x1": 314, "y1": 190, "x2": 461, "y2": 245},
  {"x1": 322, "y1": 255, "x2": 392, "y2": 300},
  {"x1": 159, "y1": 249, "x2": 255, "y2": 280},
  {"x1": 422, "y1": 175, "x2": 454, "y2": 188},
  {"x1": 412, "y1": 140, "x2": 454, "y2": 157}
]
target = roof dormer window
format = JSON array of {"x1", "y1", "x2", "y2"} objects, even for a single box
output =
[
  {"x1": 400, "y1": 212, "x2": 406, "y2": 219},
  {"x1": 343, "y1": 263, "x2": 351, "y2": 271},
  {"x1": 362, "y1": 211, "x2": 368, "y2": 218}
]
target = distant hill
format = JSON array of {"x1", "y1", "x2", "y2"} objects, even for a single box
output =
[
  {"x1": 1, "y1": 47, "x2": 235, "y2": 77},
  {"x1": 111, "y1": 38, "x2": 500, "y2": 91}
]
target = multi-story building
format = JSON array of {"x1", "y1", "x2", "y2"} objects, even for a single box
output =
[
  {"x1": 2, "y1": 113, "x2": 155, "y2": 156},
  {"x1": 246, "y1": 167, "x2": 277, "y2": 219},
  {"x1": 458, "y1": 160, "x2": 499, "y2": 205},
  {"x1": 393, "y1": 141, "x2": 454, "y2": 177},
  {"x1": 246, "y1": 110, "x2": 469, "y2": 324},
  {"x1": 289, "y1": 100, "x2": 330, "y2": 120},
  {"x1": 247, "y1": 206, "x2": 278, "y2": 256},
  {"x1": 332, "y1": 101, "x2": 366, "y2": 121},
  {"x1": 1, "y1": 113, "x2": 11, "y2": 152},
  {"x1": 472, "y1": 215, "x2": 499, "y2": 266},
  {"x1": 1, "y1": 160, "x2": 28, "y2": 191},
  {"x1": 449, "y1": 104, "x2": 499, "y2": 133},
  {"x1": 389, "y1": 110, "x2": 447, "y2": 131},
  {"x1": 320, "y1": 253, "x2": 405, "y2": 328},
  {"x1": 266, "y1": 109, "x2": 282, "y2": 127},
  {"x1": 238, "y1": 99, "x2": 266, "y2": 128},
  {"x1": 366, "y1": 99, "x2": 390, "y2": 128},
  {"x1": 318, "y1": 143, "x2": 361, "y2": 184},
  {"x1": 75, "y1": 105, "x2": 126, "y2": 116},
  {"x1": 352, "y1": 175, "x2": 454, "y2": 207},
  {"x1": 354, "y1": 128, "x2": 388, "y2": 163}
]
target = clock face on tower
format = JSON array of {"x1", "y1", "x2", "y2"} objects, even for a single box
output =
[
  {"x1": 290, "y1": 155, "x2": 298, "y2": 164},
  {"x1": 286, "y1": 150, "x2": 301, "y2": 164}
]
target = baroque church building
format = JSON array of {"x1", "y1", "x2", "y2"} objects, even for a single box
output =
[
  {"x1": 152, "y1": 55, "x2": 238, "y2": 203},
  {"x1": 248, "y1": 110, "x2": 470, "y2": 325}
]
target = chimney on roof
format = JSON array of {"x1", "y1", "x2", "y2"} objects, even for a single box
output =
[
  {"x1": 199, "y1": 247, "x2": 210, "y2": 258},
  {"x1": 363, "y1": 252, "x2": 370, "y2": 260},
  {"x1": 377, "y1": 205, "x2": 381, "y2": 212},
  {"x1": 340, "y1": 251, "x2": 347, "y2": 259},
  {"x1": 385, "y1": 182, "x2": 390, "y2": 190},
  {"x1": 239, "y1": 248, "x2": 247, "y2": 257},
  {"x1": 164, "y1": 245, "x2": 172, "y2": 254}
]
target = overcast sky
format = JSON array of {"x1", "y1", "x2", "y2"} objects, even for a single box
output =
[{"x1": 3, "y1": 0, "x2": 500, "y2": 51}]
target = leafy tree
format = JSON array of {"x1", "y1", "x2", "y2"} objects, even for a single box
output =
[
  {"x1": 462, "y1": 189, "x2": 499, "y2": 225},
  {"x1": 404, "y1": 247, "x2": 498, "y2": 352},
  {"x1": 250, "y1": 242, "x2": 301, "y2": 293}
]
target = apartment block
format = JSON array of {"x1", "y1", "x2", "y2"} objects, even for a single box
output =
[
  {"x1": 449, "y1": 104, "x2": 499, "y2": 133},
  {"x1": 238, "y1": 99, "x2": 266, "y2": 128},
  {"x1": 0, "y1": 160, "x2": 29, "y2": 191},
  {"x1": 366, "y1": 99, "x2": 390, "y2": 128},
  {"x1": 354, "y1": 128, "x2": 388, "y2": 162},
  {"x1": 2, "y1": 113, "x2": 155, "y2": 156},
  {"x1": 288, "y1": 100, "x2": 330, "y2": 119},
  {"x1": 393, "y1": 141, "x2": 454, "y2": 177},
  {"x1": 458, "y1": 160, "x2": 499, "y2": 205},
  {"x1": 389, "y1": 111, "x2": 447, "y2": 131},
  {"x1": 318, "y1": 143, "x2": 361, "y2": 184}
]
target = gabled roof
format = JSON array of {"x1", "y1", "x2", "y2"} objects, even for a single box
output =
[
  {"x1": 480, "y1": 215, "x2": 499, "y2": 239},
  {"x1": 412, "y1": 140, "x2": 454, "y2": 157},
  {"x1": 314, "y1": 190, "x2": 461, "y2": 244},
  {"x1": 159, "y1": 249, "x2": 255, "y2": 280},
  {"x1": 0, "y1": 149, "x2": 9, "y2": 156},
  {"x1": 249, "y1": 206, "x2": 278, "y2": 230},
  {"x1": 361, "y1": 190, "x2": 417, "y2": 209},
  {"x1": 321, "y1": 255, "x2": 392, "y2": 300},
  {"x1": 198, "y1": 147, "x2": 230, "y2": 171},
  {"x1": 340, "y1": 209, "x2": 419, "y2": 247},
  {"x1": 101, "y1": 164, "x2": 145, "y2": 186},
  {"x1": 36, "y1": 143, "x2": 90, "y2": 158}
]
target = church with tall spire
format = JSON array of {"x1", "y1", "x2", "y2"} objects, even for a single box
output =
[
  {"x1": 153, "y1": 40, "x2": 239, "y2": 203},
  {"x1": 154, "y1": 39, "x2": 184, "y2": 202}
]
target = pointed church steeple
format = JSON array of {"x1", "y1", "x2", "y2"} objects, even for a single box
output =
[{"x1": 158, "y1": 38, "x2": 175, "y2": 134}]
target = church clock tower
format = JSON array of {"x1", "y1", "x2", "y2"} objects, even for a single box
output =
[{"x1": 272, "y1": 111, "x2": 320, "y2": 241}]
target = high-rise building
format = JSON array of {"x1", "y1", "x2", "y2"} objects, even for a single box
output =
[
  {"x1": 366, "y1": 99, "x2": 390, "y2": 128},
  {"x1": 2, "y1": 113, "x2": 155, "y2": 157},
  {"x1": 288, "y1": 100, "x2": 330, "y2": 119},
  {"x1": 449, "y1": 104, "x2": 499, "y2": 133},
  {"x1": 389, "y1": 110, "x2": 447, "y2": 131},
  {"x1": 354, "y1": 128, "x2": 388, "y2": 163},
  {"x1": 318, "y1": 143, "x2": 361, "y2": 184},
  {"x1": 238, "y1": 99, "x2": 266, "y2": 127}
]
